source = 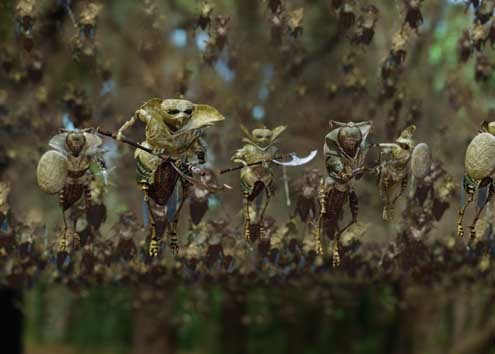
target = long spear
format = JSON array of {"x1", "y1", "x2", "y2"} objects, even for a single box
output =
[{"x1": 96, "y1": 128, "x2": 230, "y2": 192}]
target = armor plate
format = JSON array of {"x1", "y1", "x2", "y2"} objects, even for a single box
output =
[
  {"x1": 411, "y1": 142, "x2": 432, "y2": 179},
  {"x1": 37, "y1": 150, "x2": 68, "y2": 194},
  {"x1": 465, "y1": 133, "x2": 495, "y2": 181}
]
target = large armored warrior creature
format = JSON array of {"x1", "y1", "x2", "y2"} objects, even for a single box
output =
[
  {"x1": 317, "y1": 121, "x2": 372, "y2": 266},
  {"x1": 115, "y1": 98, "x2": 225, "y2": 257},
  {"x1": 457, "y1": 121, "x2": 495, "y2": 243}
]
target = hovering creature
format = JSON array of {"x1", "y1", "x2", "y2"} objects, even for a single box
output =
[
  {"x1": 15, "y1": 0, "x2": 36, "y2": 51},
  {"x1": 291, "y1": 168, "x2": 322, "y2": 228},
  {"x1": 36, "y1": 129, "x2": 107, "y2": 252},
  {"x1": 475, "y1": 0, "x2": 494, "y2": 24},
  {"x1": 114, "y1": 98, "x2": 225, "y2": 257},
  {"x1": 203, "y1": 15, "x2": 231, "y2": 64},
  {"x1": 352, "y1": 5, "x2": 379, "y2": 45},
  {"x1": 338, "y1": 0, "x2": 356, "y2": 31},
  {"x1": 189, "y1": 168, "x2": 218, "y2": 225},
  {"x1": 316, "y1": 121, "x2": 373, "y2": 266},
  {"x1": 230, "y1": 125, "x2": 287, "y2": 242},
  {"x1": 197, "y1": 0, "x2": 214, "y2": 30},
  {"x1": 457, "y1": 121, "x2": 495, "y2": 243},
  {"x1": 287, "y1": 8, "x2": 304, "y2": 38},
  {"x1": 457, "y1": 30, "x2": 473, "y2": 63},
  {"x1": 72, "y1": 2, "x2": 102, "y2": 60},
  {"x1": 403, "y1": 0, "x2": 423, "y2": 30},
  {"x1": 474, "y1": 54, "x2": 494, "y2": 82},
  {"x1": 376, "y1": 125, "x2": 422, "y2": 221}
]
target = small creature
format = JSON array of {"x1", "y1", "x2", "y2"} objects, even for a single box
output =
[
  {"x1": 403, "y1": 0, "x2": 423, "y2": 30},
  {"x1": 231, "y1": 125, "x2": 287, "y2": 241},
  {"x1": 376, "y1": 125, "x2": 418, "y2": 221},
  {"x1": 287, "y1": 8, "x2": 304, "y2": 38},
  {"x1": 197, "y1": 0, "x2": 214, "y2": 30},
  {"x1": 37, "y1": 129, "x2": 107, "y2": 252}
]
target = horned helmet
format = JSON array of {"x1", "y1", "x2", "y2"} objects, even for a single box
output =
[
  {"x1": 65, "y1": 130, "x2": 87, "y2": 156},
  {"x1": 160, "y1": 99, "x2": 195, "y2": 131},
  {"x1": 241, "y1": 125, "x2": 287, "y2": 148},
  {"x1": 481, "y1": 120, "x2": 495, "y2": 135},
  {"x1": 395, "y1": 125, "x2": 416, "y2": 150},
  {"x1": 337, "y1": 124, "x2": 363, "y2": 157}
]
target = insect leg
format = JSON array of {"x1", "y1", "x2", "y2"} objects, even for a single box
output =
[
  {"x1": 469, "y1": 182, "x2": 494, "y2": 243},
  {"x1": 243, "y1": 190, "x2": 251, "y2": 242},
  {"x1": 168, "y1": 181, "x2": 189, "y2": 256},
  {"x1": 457, "y1": 178, "x2": 475, "y2": 238},
  {"x1": 259, "y1": 183, "x2": 273, "y2": 240}
]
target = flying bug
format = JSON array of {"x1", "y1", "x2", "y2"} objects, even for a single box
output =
[
  {"x1": 287, "y1": 8, "x2": 304, "y2": 38},
  {"x1": 109, "y1": 98, "x2": 226, "y2": 257},
  {"x1": 475, "y1": 0, "x2": 494, "y2": 24},
  {"x1": 457, "y1": 29, "x2": 473, "y2": 63},
  {"x1": 352, "y1": 5, "x2": 379, "y2": 45},
  {"x1": 15, "y1": 0, "x2": 37, "y2": 51},
  {"x1": 316, "y1": 121, "x2": 373, "y2": 267},
  {"x1": 338, "y1": 1, "x2": 356, "y2": 31},
  {"x1": 457, "y1": 121, "x2": 495, "y2": 243},
  {"x1": 37, "y1": 129, "x2": 107, "y2": 253},
  {"x1": 197, "y1": 0, "x2": 214, "y2": 31},
  {"x1": 403, "y1": 0, "x2": 423, "y2": 30},
  {"x1": 376, "y1": 125, "x2": 429, "y2": 221},
  {"x1": 189, "y1": 168, "x2": 218, "y2": 225}
]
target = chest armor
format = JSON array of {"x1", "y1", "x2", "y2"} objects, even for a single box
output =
[
  {"x1": 145, "y1": 119, "x2": 197, "y2": 155},
  {"x1": 244, "y1": 145, "x2": 277, "y2": 164},
  {"x1": 66, "y1": 155, "x2": 90, "y2": 177}
]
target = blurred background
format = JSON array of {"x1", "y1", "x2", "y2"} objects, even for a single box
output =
[{"x1": 0, "y1": 0, "x2": 494, "y2": 353}]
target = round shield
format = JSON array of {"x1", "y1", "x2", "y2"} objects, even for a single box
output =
[
  {"x1": 465, "y1": 132, "x2": 495, "y2": 181},
  {"x1": 37, "y1": 150, "x2": 68, "y2": 194},
  {"x1": 411, "y1": 142, "x2": 432, "y2": 179}
]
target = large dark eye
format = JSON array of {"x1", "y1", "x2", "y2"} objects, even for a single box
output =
[
  {"x1": 167, "y1": 109, "x2": 180, "y2": 115},
  {"x1": 184, "y1": 109, "x2": 193, "y2": 115}
]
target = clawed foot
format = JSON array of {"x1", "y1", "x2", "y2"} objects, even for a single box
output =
[
  {"x1": 332, "y1": 243, "x2": 340, "y2": 268},
  {"x1": 244, "y1": 224, "x2": 251, "y2": 242},
  {"x1": 169, "y1": 241, "x2": 179, "y2": 256},
  {"x1": 58, "y1": 238, "x2": 69, "y2": 252},
  {"x1": 457, "y1": 224, "x2": 464, "y2": 238},
  {"x1": 469, "y1": 228, "x2": 477, "y2": 242},
  {"x1": 382, "y1": 206, "x2": 393, "y2": 221},
  {"x1": 149, "y1": 239, "x2": 160, "y2": 257}
]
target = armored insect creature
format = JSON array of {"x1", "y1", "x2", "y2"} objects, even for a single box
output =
[
  {"x1": 376, "y1": 125, "x2": 417, "y2": 221},
  {"x1": 291, "y1": 168, "x2": 322, "y2": 228},
  {"x1": 37, "y1": 129, "x2": 107, "y2": 252},
  {"x1": 115, "y1": 98, "x2": 225, "y2": 257},
  {"x1": 457, "y1": 121, "x2": 495, "y2": 242},
  {"x1": 316, "y1": 121, "x2": 372, "y2": 266},
  {"x1": 231, "y1": 125, "x2": 287, "y2": 242}
]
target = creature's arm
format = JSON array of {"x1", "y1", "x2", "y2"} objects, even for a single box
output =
[
  {"x1": 326, "y1": 156, "x2": 352, "y2": 183},
  {"x1": 232, "y1": 146, "x2": 248, "y2": 166},
  {"x1": 89, "y1": 155, "x2": 108, "y2": 185},
  {"x1": 192, "y1": 137, "x2": 207, "y2": 164},
  {"x1": 116, "y1": 109, "x2": 149, "y2": 141}
]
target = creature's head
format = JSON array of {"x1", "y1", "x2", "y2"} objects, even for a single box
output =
[
  {"x1": 337, "y1": 125, "x2": 363, "y2": 157},
  {"x1": 481, "y1": 120, "x2": 495, "y2": 135},
  {"x1": 395, "y1": 125, "x2": 416, "y2": 150},
  {"x1": 241, "y1": 125, "x2": 287, "y2": 148},
  {"x1": 252, "y1": 128, "x2": 274, "y2": 146},
  {"x1": 160, "y1": 99, "x2": 194, "y2": 131},
  {"x1": 65, "y1": 130, "x2": 87, "y2": 156}
]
